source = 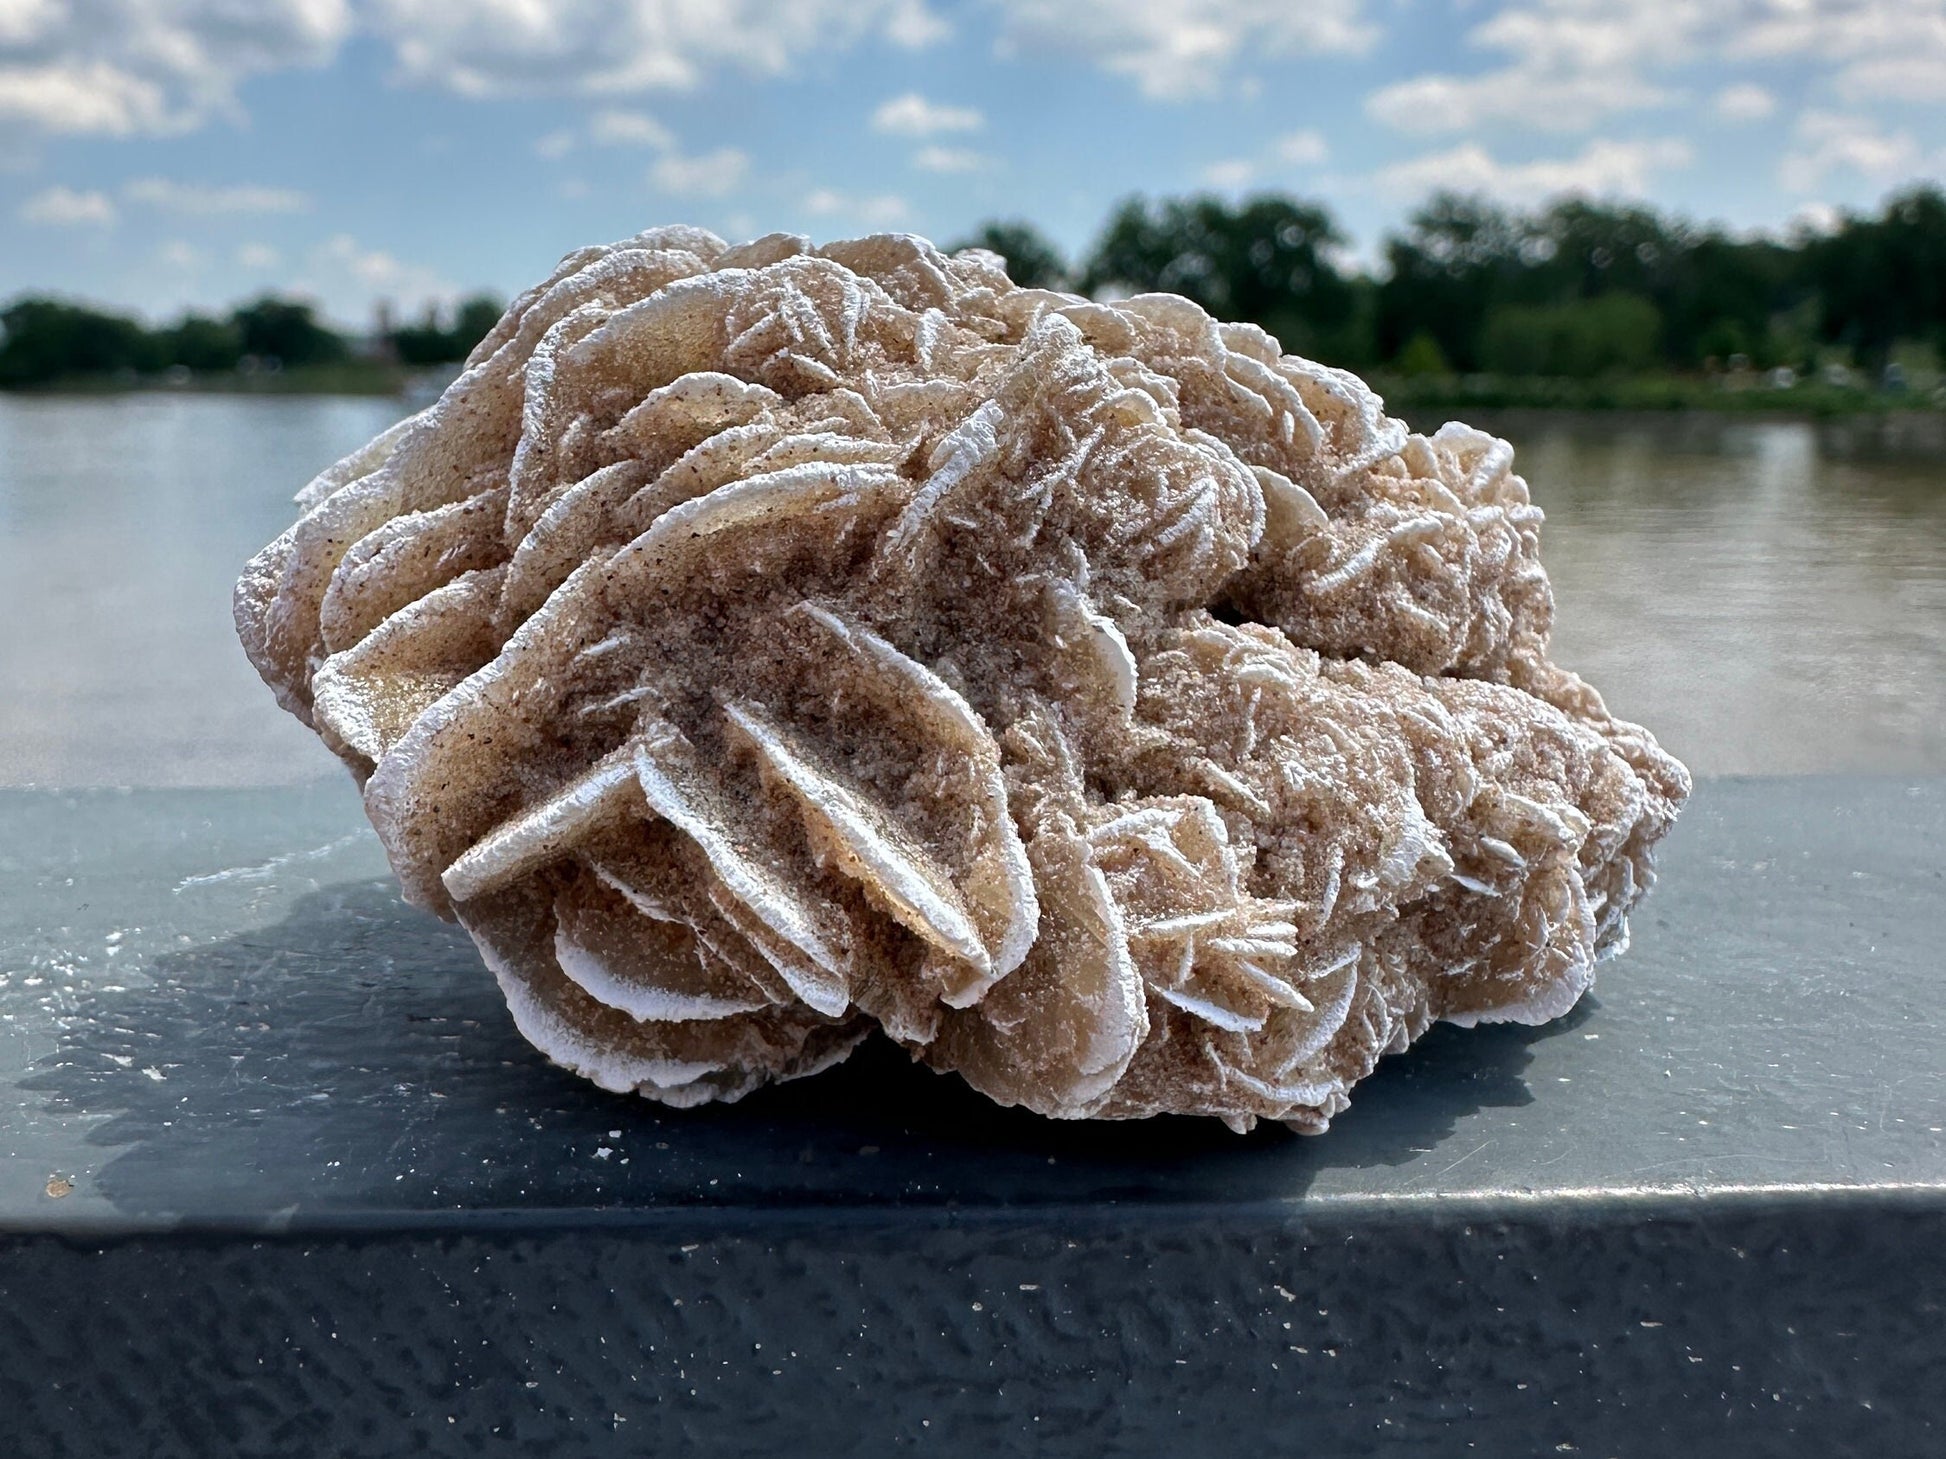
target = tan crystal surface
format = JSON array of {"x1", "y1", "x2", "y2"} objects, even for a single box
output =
[{"x1": 235, "y1": 227, "x2": 1690, "y2": 1132}]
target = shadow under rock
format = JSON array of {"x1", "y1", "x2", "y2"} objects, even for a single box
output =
[{"x1": 22, "y1": 879, "x2": 1573, "y2": 1225}]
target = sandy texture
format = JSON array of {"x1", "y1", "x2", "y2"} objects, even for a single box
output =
[{"x1": 236, "y1": 228, "x2": 1688, "y2": 1130}]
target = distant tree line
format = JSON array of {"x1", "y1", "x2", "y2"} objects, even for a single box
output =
[
  {"x1": 7, "y1": 187, "x2": 1942, "y2": 389},
  {"x1": 0, "y1": 292, "x2": 504, "y2": 388},
  {"x1": 953, "y1": 184, "x2": 1946, "y2": 379}
]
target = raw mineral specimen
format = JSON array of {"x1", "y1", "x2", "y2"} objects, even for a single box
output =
[{"x1": 236, "y1": 228, "x2": 1689, "y2": 1132}]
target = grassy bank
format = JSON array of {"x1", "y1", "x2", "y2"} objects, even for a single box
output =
[
  {"x1": 12, "y1": 367, "x2": 1944, "y2": 418},
  {"x1": 1370, "y1": 371, "x2": 1944, "y2": 419},
  {"x1": 1, "y1": 361, "x2": 453, "y2": 398}
]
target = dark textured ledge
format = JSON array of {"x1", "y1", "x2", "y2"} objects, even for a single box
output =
[{"x1": 1, "y1": 778, "x2": 1940, "y2": 1456}]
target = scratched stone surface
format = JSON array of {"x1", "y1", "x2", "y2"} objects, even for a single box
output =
[{"x1": 0, "y1": 776, "x2": 1941, "y2": 1456}]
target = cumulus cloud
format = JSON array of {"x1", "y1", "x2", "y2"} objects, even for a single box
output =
[
  {"x1": 991, "y1": 0, "x2": 1376, "y2": 100},
  {"x1": 1370, "y1": 1, "x2": 1946, "y2": 139},
  {"x1": 1831, "y1": 52, "x2": 1946, "y2": 104},
  {"x1": 19, "y1": 182, "x2": 114, "y2": 225},
  {"x1": 236, "y1": 242, "x2": 281, "y2": 269},
  {"x1": 1277, "y1": 129, "x2": 1329, "y2": 165},
  {"x1": 0, "y1": 0, "x2": 948, "y2": 151},
  {"x1": 318, "y1": 233, "x2": 413, "y2": 286},
  {"x1": 293, "y1": 231, "x2": 456, "y2": 320},
  {"x1": 1375, "y1": 138, "x2": 1695, "y2": 206},
  {"x1": 650, "y1": 147, "x2": 748, "y2": 197},
  {"x1": 1198, "y1": 128, "x2": 1329, "y2": 192},
  {"x1": 1369, "y1": 58, "x2": 1668, "y2": 135},
  {"x1": 124, "y1": 177, "x2": 311, "y2": 215},
  {"x1": 535, "y1": 109, "x2": 675, "y2": 161},
  {"x1": 588, "y1": 107, "x2": 674, "y2": 148},
  {"x1": 1714, "y1": 83, "x2": 1776, "y2": 122},
  {"x1": 872, "y1": 91, "x2": 982, "y2": 136},
  {"x1": 1787, "y1": 200, "x2": 1843, "y2": 237},
  {"x1": 0, "y1": 60, "x2": 169, "y2": 137},
  {"x1": 1736, "y1": 0, "x2": 1946, "y2": 102},
  {"x1": 1780, "y1": 111, "x2": 1927, "y2": 191},
  {"x1": 365, "y1": 0, "x2": 945, "y2": 97},
  {"x1": 0, "y1": 1, "x2": 348, "y2": 143},
  {"x1": 803, "y1": 187, "x2": 908, "y2": 224},
  {"x1": 529, "y1": 108, "x2": 738, "y2": 197},
  {"x1": 1201, "y1": 158, "x2": 1255, "y2": 189},
  {"x1": 913, "y1": 145, "x2": 993, "y2": 172}
]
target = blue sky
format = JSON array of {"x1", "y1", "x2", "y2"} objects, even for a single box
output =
[{"x1": 4, "y1": 0, "x2": 1944, "y2": 326}]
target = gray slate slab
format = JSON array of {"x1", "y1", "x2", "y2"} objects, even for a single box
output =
[{"x1": 0, "y1": 777, "x2": 1940, "y2": 1456}]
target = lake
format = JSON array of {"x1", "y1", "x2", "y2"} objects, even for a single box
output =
[{"x1": 1, "y1": 394, "x2": 1941, "y2": 787}]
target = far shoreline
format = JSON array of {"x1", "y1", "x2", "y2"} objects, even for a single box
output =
[
  {"x1": 0, "y1": 361, "x2": 458, "y2": 401},
  {"x1": 4, "y1": 370, "x2": 1942, "y2": 448}
]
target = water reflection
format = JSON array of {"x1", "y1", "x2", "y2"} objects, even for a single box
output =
[
  {"x1": 0, "y1": 394, "x2": 400, "y2": 786},
  {"x1": 1, "y1": 394, "x2": 1942, "y2": 784},
  {"x1": 1500, "y1": 411, "x2": 1946, "y2": 775}
]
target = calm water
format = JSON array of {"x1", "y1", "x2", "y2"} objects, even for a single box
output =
[{"x1": 1, "y1": 395, "x2": 1942, "y2": 786}]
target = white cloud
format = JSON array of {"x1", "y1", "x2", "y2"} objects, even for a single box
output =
[
  {"x1": 1277, "y1": 129, "x2": 1329, "y2": 166},
  {"x1": 588, "y1": 107, "x2": 674, "y2": 148},
  {"x1": 1787, "y1": 200, "x2": 1843, "y2": 237},
  {"x1": 1832, "y1": 53, "x2": 1946, "y2": 104},
  {"x1": 0, "y1": 60, "x2": 170, "y2": 137},
  {"x1": 532, "y1": 128, "x2": 576, "y2": 160},
  {"x1": 236, "y1": 242, "x2": 281, "y2": 269},
  {"x1": 803, "y1": 187, "x2": 908, "y2": 224},
  {"x1": 19, "y1": 182, "x2": 114, "y2": 225},
  {"x1": 1780, "y1": 110, "x2": 1927, "y2": 191},
  {"x1": 913, "y1": 144, "x2": 992, "y2": 172},
  {"x1": 0, "y1": 1, "x2": 949, "y2": 150},
  {"x1": 1368, "y1": 67, "x2": 1667, "y2": 136},
  {"x1": 1198, "y1": 128, "x2": 1329, "y2": 191},
  {"x1": 319, "y1": 233, "x2": 407, "y2": 286},
  {"x1": 860, "y1": 195, "x2": 910, "y2": 224},
  {"x1": 1736, "y1": 1, "x2": 1946, "y2": 102},
  {"x1": 1714, "y1": 83, "x2": 1777, "y2": 122},
  {"x1": 881, "y1": 0, "x2": 950, "y2": 49},
  {"x1": 301, "y1": 232, "x2": 455, "y2": 319},
  {"x1": 366, "y1": 0, "x2": 945, "y2": 97},
  {"x1": 992, "y1": 0, "x2": 1376, "y2": 99},
  {"x1": 159, "y1": 239, "x2": 202, "y2": 270},
  {"x1": 1201, "y1": 158, "x2": 1256, "y2": 189},
  {"x1": 0, "y1": 2, "x2": 349, "y2": 143},
  {"x1": 872, "y1": 91, "x2": 982, "y2": 136},
  {"x1": 651, "y1": 147, "x2": 748, "y2": 197},
  {"x1": 1376, "y1": 138, "x2": 1695, "y2": 206},
  {"x1": 1370, "y1": 1, "x2": 1946, "y2": 139},
  {"x1": 124, "y1": 178, "x2": 311, "y2": 215}
]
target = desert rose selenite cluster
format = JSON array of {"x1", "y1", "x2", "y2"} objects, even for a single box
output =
[{"x1": 237, "y1": 228, "x2": 1689, "y2": 1132}]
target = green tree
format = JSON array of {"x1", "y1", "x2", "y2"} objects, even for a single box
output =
[
  {"x1": 948, "y1": 221, "x2": 1069, "y2": 290},
  {"x1": 1376, "y1": 194, "x2": 1530, "y2": 371},
  {"x1": 229, "y1": 296, "x2": 347, "y2": 368},
  {"x1": 1080, "y1": 194, "x2": 1359, "y2": 357},
  {"x1": 390, "y1": 307, "x2": 451, "y2": 366},
  {"x1": 1808, "y1": 185, "x2": 1946, "y2": 369},
  {"x1": 390, "y1": 294, "x2": 506, "y2": 365},
  {"x1": 160, "y1": 313, "x2": 243, "y2": 373},
  {"x1": 1392, "y1": 329, "x2": 1452, "y2": 376},
  {"x1": 1480, "y1": 295, "x2": 1662, "y2": 378},
  {"x1": 0, "y1": 298, "x2": 159, "y2": 385},
  {"x1": 450, "y1": 294, "x2": 503, "y2": 358}
]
